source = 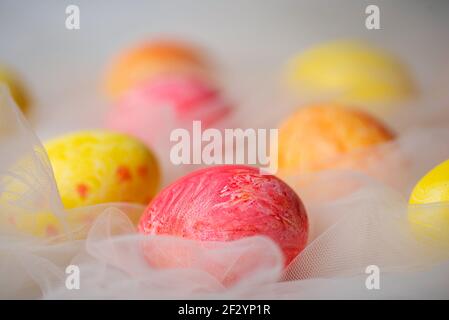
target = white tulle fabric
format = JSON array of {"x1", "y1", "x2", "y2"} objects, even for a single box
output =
[{"x1": 1, "y1": 86, "x2": 449, "y2": 299}]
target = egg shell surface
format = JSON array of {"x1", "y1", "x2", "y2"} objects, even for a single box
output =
[
  {"x1": 104, "y1": 40, "x2": 210, "y2": 99},
  {"x1": 106, "y1": 74, "x2": 232, "y2": 148},
  {"x1": 409, "y1": 159, "x2": 449, "y2": 244},
  {"x1": 285, "y1": 41, "x2": 415, "y2": 113},
  {"x1": 278, "y1": 104, "x2": 395, "y2": 174},
  {"x1": 138, "y1": 165, "x2": 309, "y2": 265},
  {"x1": 44, "y1": 130, "x2": 160, "y2": 209}
]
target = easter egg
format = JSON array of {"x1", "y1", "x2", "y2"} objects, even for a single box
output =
[
  {"x1": 278, "y1": 104, "x2": 395, "y2": 174},
  {"x1": 138, "y1": 165, "x2": 309, "y2": 266},
  {"x1": 106, "y1": 74, "x2": 232, "y2": 148},
  {"x1": 284, "y1": 41, "x2": 415, "y2": 114},
  {"x1": 104, "y1": 39, "x2": 211, "y2": 99},
  {"x1": 409, "y1": 159, "x2": 449, "y2": 243},
  {"x1": 0, "y1": 65, "x2": 29, "y2": 113},
  {"x1": 44, "y1": 130, "x2": 160, "y2": 209}
]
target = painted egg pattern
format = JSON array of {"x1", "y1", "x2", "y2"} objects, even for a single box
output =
[
  {"x1": 278, "y1": 104, "x2": 394, "y2": 174},
  {"x1": 44, "y1": 130, "x2": 160, "y2": 209},
  {"x1": 138, "y1": 165, "x2": 309, "y2": 265},
  {"x1": 106, "y1": 74, "x2": 232, "y2": 148}
]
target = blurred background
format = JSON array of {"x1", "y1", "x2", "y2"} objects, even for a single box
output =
[
  {"x1": 1, "y1": 0, "x2": 449, "y2": 140},
  {"x1": 1, "y1": 2, "x2": 449, "y2": 299}
]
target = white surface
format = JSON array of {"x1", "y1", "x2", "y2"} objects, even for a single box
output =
[{"x1": 1, "y1": 0, "x2": 449, "y2": 141}]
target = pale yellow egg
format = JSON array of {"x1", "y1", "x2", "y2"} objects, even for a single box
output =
[{"x1": 284, "y1": 41, "x2": 416, "y2": 115}]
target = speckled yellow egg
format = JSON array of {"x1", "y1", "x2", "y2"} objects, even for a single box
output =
[
  {"x1": 44, "y1": 130, "x2": 160, "y2": 209},
  {"x1": 0, "y1": 65, "x2": 29, "y2": 113},
  {"x1": 278, "y1": 104, "x2": 395, "y2": 174},
  {"x1": 284, "y1": 41, "x2": 415, "y2": 115},
  {"x1": 409, "y1": 159, "x2": 449, "y2": 244}
]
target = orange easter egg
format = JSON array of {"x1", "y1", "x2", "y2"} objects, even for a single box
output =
[
  {"x1": 104, "y1": 39, "x2": 211, "y2": 99},
  {"x1": 278, "y1": 104, "x2": 395, "y2": 174}
]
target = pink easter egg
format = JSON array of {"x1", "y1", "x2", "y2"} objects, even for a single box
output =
[
  {"x1": 138, "y1": 165, "x2": 309, "y2": 266},
  {"x1": 105, "y1": 74, "x2": 232, "y2": 148}
]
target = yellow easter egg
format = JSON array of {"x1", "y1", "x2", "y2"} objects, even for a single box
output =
[
  {"x1": 11, "y1": 211, "x2": 63, "y2": 238},
  {"x1": 409, "y1": 159, "x2": 449, "y2": 244},
  {"x1": 44, "y1": 130, "x2": 160, "y2": 209},
  {"x1": 0, "y1": 131, "x2": 154, "y2": 238},
  {"x1": 0, "y1": 65, "x2": 29, "y2": 114},
  {"x1": 1, "y1": 203, "x2": 144, "y2": 238},
  {"x1": 284, "y1": 41, "x2": 415, "y2": 115}
]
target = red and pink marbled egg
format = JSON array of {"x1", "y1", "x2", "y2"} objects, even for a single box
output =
[{"x1": 138, "y1": 165, "x2": 309, "y2": 265}]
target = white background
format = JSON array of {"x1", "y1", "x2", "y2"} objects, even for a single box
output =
[{"x1": 1, "y1": 0, "x2": 448, "y2": 140}]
